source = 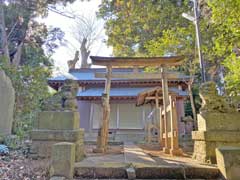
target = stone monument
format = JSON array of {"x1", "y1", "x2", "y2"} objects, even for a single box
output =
[
  {"x1": 31, "y1": 79, "x2": 84, "y2": 161},
  {"x1": 0, "y1": 70, "x2": 15, "y2": 136},
  {"x1": 192, "y1": 81, "x2": 240, "y2": 164}
]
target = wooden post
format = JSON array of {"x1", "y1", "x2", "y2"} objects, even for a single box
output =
[
  {"x1": 161, "y1": 66, "x2": 170, "y2": 153},
  {"x1": 94, "y1": 65, "x2": 112, "y2": 153},
  {"x1": 159, "y1": 106, "x2": 164, "y2": 146},
  {"x1": 169, "y1": 95, "x2": 183, "y2": 156}
]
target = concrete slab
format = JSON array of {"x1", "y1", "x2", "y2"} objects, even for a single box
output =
[
  {"x1": 124, "y1": 142, "x2": 157, "y2": 167},
  {"x1": 74, "y1": 143, "x2": 220, "y2": 179}
]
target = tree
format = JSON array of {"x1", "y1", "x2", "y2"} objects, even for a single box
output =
[
  {"x1": 98, "y1": 0, "x2": 190, "y2": 56},
  {"x1": 0, "y1": 0, "x2": 77, "y2": 138},
  {"x1": 71, "y1": 15, "x2": 104, "y2": 68},
  {"x1": 207, "y1": 0, "x2": 240, "y2": 97}
]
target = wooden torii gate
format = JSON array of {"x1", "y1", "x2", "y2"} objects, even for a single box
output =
[{"x1": 91, "y1": 56, "x2": 184, "y2": 155}]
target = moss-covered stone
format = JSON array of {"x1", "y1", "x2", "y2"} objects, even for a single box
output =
[
  {"x1": 31, "y1": 129, "x2": 84, "y2": 142},
  {"x1": 50, "y1": 142, "x2": 75, "y2": 179},
  {"x1": 192, "y1": 81, "x2": 240, "y2": 164},
  {"x1": 34, "y1": 111, "x2": 80, "y2": 130},
  {"x1": 199, "y1": 81, "x2": 232, "y2": 113},
  {"x1": 198, "y1": 113, "x2": 240, "y2": 131},
  {"x1": 0, "y1": 70, "x2": 15, "y2": 136}
]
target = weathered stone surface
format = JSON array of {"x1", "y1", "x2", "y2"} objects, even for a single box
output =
[
  {"x1": 199, "y1": 81, "x2": 231, "y2": 113},
  {"x1": 216, "y1": 147, "x2": 240, "y2": 180},
  {"x1": 31, "y1": 129, "x2": 84, "y2": 142},
  {"x1": 126, "y1": 167, "x2": 136, "y2": 180},
  {"x1": 34, "y1": 111, "x2": 79, "y2": 130},
  {"x1": 50, "y1": 142, "x2": 75, "y2": 179},
  {"x1": 75, "y1": 142, "x2": 85, "y2": 162},
  {"x1": 0, "y1": 70, "x2": 15, "y2": 136},
  {"x1": 192, "y1": 128, "x2": 240, "y2": 163},
  {"x1": 192, "y1": 131, "x2": 240, "y2": 142},
  {"x1": 74, "y1": 167, "x2": 127, "y2": 179},
  {"x1": 192, "y1": 81, "x2": 240, "y2": 164},
  {"x1": 43, "y1": 79, "x2": 78, "y2": 111},
  {"x1": 197, "y1": 113, "x2": 240, "y2": 131},
  {"x1": 50, "y1": 176, "x2": 66, "y2": 180},
  {"x1": 31, "y1": 111, "x2": 85, "y2": 161},
  {"x1": 135, "y1": 167, "x2": 184, "y2": 179},
  {"x1": 31, "y1": 140, "x2": 84, "y2": 160}
]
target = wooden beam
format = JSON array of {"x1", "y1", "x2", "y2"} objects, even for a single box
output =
[
  {"x1": 95, "y1": 72, "x2": 187, "y2": 80},
  {"x1": 90, "y1": 56, "x2": 184, "y2": 67},
  {"x1": 145, "y1": 96, "x2": 163, "y2": 100}
]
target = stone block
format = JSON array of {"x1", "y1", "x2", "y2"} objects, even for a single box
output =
[
  {"x1": 126, "y1": 167, "x2": 136, "y2": 180},
  {"x1": 50, "y1": 142, "x2": 75, "y2": 179},
  {"x1": 34, "y1": 111, "x2": 80, "y2": 130},
  {"x1": 50, "y1": 176, "x2": 66, "y2": 180},
  {"x1": 31, "y1": 129, "x2": 84, "y2": 142},
  {"x1": 135, "y1": 167, "x2": 184, "y2": 179},
  {"x1": 192, "y1": 131, "x2": 240, "y2": 142},
  {"x1": 31, "y1": 140, "x2": 55, "y2": 158},
  {"x1": 75, "y1": 142, "x2": 85, "y2": 162},
  {"x1": 192, "y1": 131, "x2": 240, "y2": 163},
  {"x1": 216, "y1": 146, "x2": 240, "y2": 180},
  {"x1": 198, "y1": 113, "x2": 240, "y2": 131},
  {"x1": 0, "y1": 70, "x2": 15, "y2": 136}
]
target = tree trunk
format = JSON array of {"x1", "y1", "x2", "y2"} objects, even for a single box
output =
[
  {"x1": 80, "y1": 38, "x2": 90, "y2": 68},
  {"x1": 188, "y1": 77, "x2": 197, "y2": 130},
  {"x1": 0, "y1": 1, "x2": 10, "y2": 63},
  {"x1": 12, "y1": 42, "x2": 23, "y2": 66},
  {"x1": 95, "y1": 66, "x2": 112, "y2": 153}
]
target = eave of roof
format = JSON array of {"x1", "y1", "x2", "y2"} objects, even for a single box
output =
[{"x1": 76, "y1": 87, "x2": 188, "y2": 102}]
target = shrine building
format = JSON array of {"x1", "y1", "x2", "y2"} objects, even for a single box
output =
[{"x1": 48, "y1": 56, "x2": 193, "y2": 142}]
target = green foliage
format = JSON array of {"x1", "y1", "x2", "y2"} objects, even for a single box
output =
[
  {"x1": 98, "y1": 0, "x2": 191, "y2": 56},
  {"x1": 0, "y1": 45, "x2": 52, "y2": 138},
  {"x1": 0, "y1": 0, "x2": 77, "y2": 140},
  {"x1": 207, "y1": 0, "x2": 240, "y2": 97}
]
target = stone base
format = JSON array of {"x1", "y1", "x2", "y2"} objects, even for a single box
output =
[
  {"x1": 192, "y1": 131, "x2": 240, "y2": 164},
  {"x1": 31, "y1": 129, "x2": 85, "y2": 161},
  {"x1": 216, "y1": 146, "x2": 240, "y2": 180},
  {"x1": 50, "y1": 142, "x2": 75, "y2": 179},
  {"x1": 162, "y1": 147, "x2": 170, "y2": 154},
  {"x1": 93, "y1": 148, "x2": 105, "y2": 153},
  {"x1": 170, "y1": 148, "x2": 183, "y2": 156}
]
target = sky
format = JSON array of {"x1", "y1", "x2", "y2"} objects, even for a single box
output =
[{"x1": 39, "y1": 0, "x2": 112, "y2": 74}]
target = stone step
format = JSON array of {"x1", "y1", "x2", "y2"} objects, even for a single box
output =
[
  {"x1": 74, "y1": 142, "x2": 221, "y2": 179},
  {"x1": 74, "y1": 164, "x2": 221, "y2": 179}
]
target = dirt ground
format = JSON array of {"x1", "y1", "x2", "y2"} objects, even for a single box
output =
[
  {"x1": 0, "y1": 144, "x2": 123, "y2": 180},
  {"x1": 0, "y1": 150, "x2": 50, "y2": 180}
]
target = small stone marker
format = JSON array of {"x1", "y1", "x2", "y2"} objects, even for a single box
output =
[
  {"x1": 216, "y1": 146, "x2": 240, "y2": 180},
  {"x1": 126, "y1": 167, "x2": 136, "y2": 180},
  {"x1": 50, "y1": 142, "x2": 75, "y2": 179},
  {"x1": 0, "y1": 70, "x2": 15, "y2": 136},
  {"x1": 50, "y1": 176, "x2": 66, "y2": 180}
]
